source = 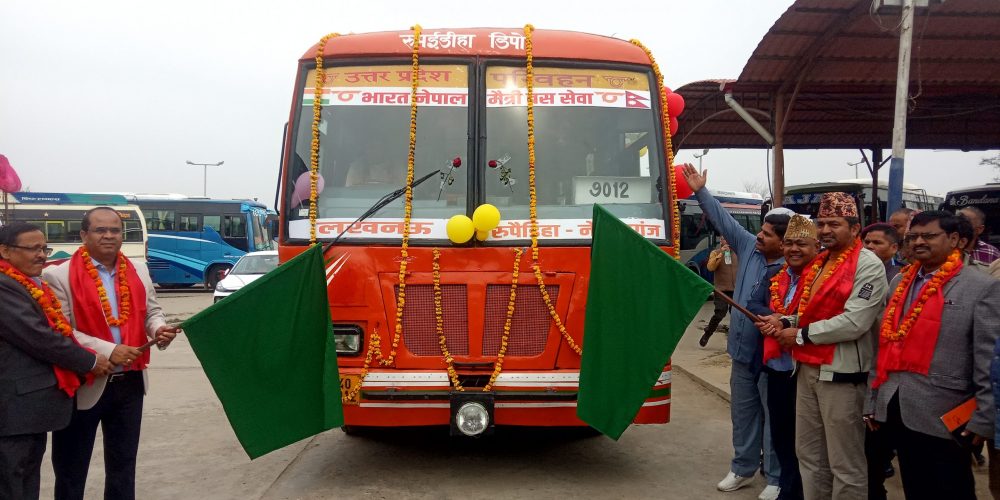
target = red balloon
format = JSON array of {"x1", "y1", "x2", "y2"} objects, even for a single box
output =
[
  {"x1": 669, "y1": 116, "x2": 679, "y2": 136},
  {"x1": 673, "y1": 165, "x2": 694, "y2": 199},
  {"x1": 666, "y1": 92, "x2": 686, "y2": 116}
]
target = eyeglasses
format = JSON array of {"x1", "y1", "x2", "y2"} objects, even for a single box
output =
[
  {"x1": 904, "y1": 231, "x2": 945, "y2": 243},
  {"x1": 87, "y1": 227, "x2": 122, "y2": 235},
  {"x1": 8, "y1": 245, "x2": 54, "y2": 256}
]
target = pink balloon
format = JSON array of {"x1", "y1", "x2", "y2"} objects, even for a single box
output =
[
  {"x1": 669, "y1": 116, "x2": 679, "y2": 136},
  {"x1": 0, "y1": 154, "x2": 21, "y2": 193},
  {"x1": 673, "y1": 165, "x2": 694, "y2": 199},
  {"x1": 291, "y1": 171, "x2": 324, "y2": 206},
  {"x1": 666, "y1": 92, "x2": 686, "y2": 116}
]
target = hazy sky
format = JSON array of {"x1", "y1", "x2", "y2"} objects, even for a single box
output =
[{"x1": 2, "y1": 0, "x2": 996, "y2": 208}]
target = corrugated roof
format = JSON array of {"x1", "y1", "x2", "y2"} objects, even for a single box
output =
[{"x1": 675, "y1": 0, "x2": 1000, "y2": 151}]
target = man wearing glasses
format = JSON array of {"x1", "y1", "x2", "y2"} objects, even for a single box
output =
[
  {"x1": 0, "y1": 222, "x2": 112, "y2": 499},
  {"x1": 869, "y1": 211, "x2": 1000, "y2": 499},
  {"x1": 42, "y1": 207, "x2": 181, "y2": 500}
]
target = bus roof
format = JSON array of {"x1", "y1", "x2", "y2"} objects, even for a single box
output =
[
  {"x1": 945, "y1": 183, "x2": 1000, "y2": 195},
  {"x1": 301, "y1": 28, "x2": 651, "y2": 65},
  {"x1": 11, "y1": 192, "x2": 130, "y2": 205},
  {"x1": 786, "y1": 180, "x2": 922, "y2": 192}
]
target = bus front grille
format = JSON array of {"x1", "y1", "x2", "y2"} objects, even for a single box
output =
[
  {"x1": 483, "y1": 285, "x2": 558, "y2": 357},
  {"x1": 396, "y1": 285, "x2": 469, "y2": 356}
]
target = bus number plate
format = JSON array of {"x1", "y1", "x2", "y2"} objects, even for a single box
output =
[
  {"x1": 340, "y1": 375, "x2": 361, "y2": 406},
  {"x1": 573, "y1": 176, "x2": 649, "y2": 204}
]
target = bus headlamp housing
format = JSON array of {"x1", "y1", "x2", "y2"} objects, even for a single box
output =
[
  {"x1": 332, "y1": 324, "x2": 363, "y2": 355},
  {"x1": 450, "y1": 393, "x2": 494, "y2": 437}
]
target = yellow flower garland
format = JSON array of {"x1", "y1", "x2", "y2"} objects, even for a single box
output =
[
  {"x1": 485, "y1": 247, "x2": 522, "y2": 391},
  {"x1": 309, "y1": 32, "x2": 341, "y2": 244},
  {"x1": 80, "y1": 247, "x2": 131, "y2": 326},
  {"x1": 432, "y1": 248, "x2": 464, "y2": 390},
  {"x1": 524, "y1": 24, "x2": 582, "y2": 356},
  {"x1": 630, "y1": 38, "x2": 681, "y2": 253}
]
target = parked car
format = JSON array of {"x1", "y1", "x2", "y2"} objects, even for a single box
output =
[{"x1": 213, "y1": 250, "x2": 279, "y2": 302}]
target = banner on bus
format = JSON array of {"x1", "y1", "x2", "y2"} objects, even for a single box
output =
[{"x1": 288, "y1": 217, "x2": 666, "y2": 241}]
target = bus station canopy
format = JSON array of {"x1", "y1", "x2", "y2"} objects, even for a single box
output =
[{"x1": 675, "y1": 0, "x2": 1000, "y2": 152}]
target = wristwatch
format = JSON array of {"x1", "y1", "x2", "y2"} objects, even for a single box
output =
[{"x1": 795, "y1": 330, "x2": 805, "y2": 346}]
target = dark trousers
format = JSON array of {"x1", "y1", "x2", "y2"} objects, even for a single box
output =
[
  {"x1": 0, "y1": 432, "x2": 46, "y2": 500},
  {"x1": 882, "y1": 394, "x2": 976, "y2": 500},
  {"x1": 764, "y1": 367, "x2": 802, "y2": 500},
  {"x1": 865, "y1": 424, "x2": 894, "y2": 500},
  {"x1": 704, "y1": 290, "x2": 733, "y2": 335},
  {"x1": 52, "y1": 371, "x2": 144, "y2": 500}
]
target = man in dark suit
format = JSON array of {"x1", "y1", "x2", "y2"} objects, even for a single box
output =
[
  {"x1": 869, "y1": 211, "x2": 1000, "y2": 499},
  {"x1": 0, "y1": 222, "x2": 112, "y2": 499}
]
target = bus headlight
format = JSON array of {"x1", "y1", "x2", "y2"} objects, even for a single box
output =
[
  {"x1": 455, "y1": 402, "x2": 489, "y2": 436},
  {"x1": 332, "y1": 324, "x2": 363, "y2": 355}
]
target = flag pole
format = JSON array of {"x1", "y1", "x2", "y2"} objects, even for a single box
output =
[{"x1": 712, "y1": 289, "x2": 761, "y2": 321}]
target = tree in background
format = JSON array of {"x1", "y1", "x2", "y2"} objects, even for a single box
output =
[
  {"x1": 982, "y1": 152, "x2": 1000, "y2": 182},
  {"x1": 742, "y1": 179, "x2": 771, "y2": 200}
]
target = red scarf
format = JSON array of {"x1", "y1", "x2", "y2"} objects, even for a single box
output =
[
  {"x1": 873, "y1": 257, "x2": 963, "y2": 388},
  {"x1": 793, "y1": 241, "x2": 862, "y2": 365},
  {"x1": 762, "y1": 266, "x2": 805, "y2": 364},
  {"x1": 0, "y1": 260, "x2": 92, "y2": 396},
  {"x1": 69, "y1": 248, "x2": 150, "y2": 370}
]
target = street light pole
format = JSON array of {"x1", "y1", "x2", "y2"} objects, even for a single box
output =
[
  {"x1": 693, "y1": 148, "x2": 710, "y2": 174},
  {"x1": 186, "y1": 160, "x2": 224, "y2": 197}
]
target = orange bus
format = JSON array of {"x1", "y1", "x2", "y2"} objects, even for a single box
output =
[{"x1": 277, "y1": 26, "x2": 685, "y2": 435}]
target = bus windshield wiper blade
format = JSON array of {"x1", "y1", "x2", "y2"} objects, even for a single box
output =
[{"x1": 324, "y1": 169, "x2": 441, "y2": 250}]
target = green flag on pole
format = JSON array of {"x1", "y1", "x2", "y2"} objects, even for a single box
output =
[
  {"x1": 182, "y1": 244, "x2": 343, "y2": 459},
  {"x1": 577, "y1": 204, "x2": 713, "y2": 440}
]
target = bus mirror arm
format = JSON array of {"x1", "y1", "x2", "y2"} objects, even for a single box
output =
[{"x1": 322, "y1": 169, "x2": 442, "y2": 254}]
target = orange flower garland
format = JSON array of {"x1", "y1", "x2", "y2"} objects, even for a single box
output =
[
  {"x1": 768, "y1": 264, "x2": 791, "y2": 314},
  {"x1": 486, "y1": 247, "x2": 522, "y2": 391},
  {"x1": 523, "y1": 24, "x2": 582, "y2": 356},
  {"x1": 879, "y1": 249, "x2": 962, "y2": 342},
  {"x1": 630, "y1": 38, "x2": 681, "y2": 252},
  {"x1": 0, "y1": 262, "x2": 73, "y2": 337},
  {"x1": 309, "y1": 32, "x2": 341, "y2": 244},
  {"x1": 795, "y1": 239, "x2": 857, "y2": 320},
  {"x1": 432, "y1": 248, "x2": 464, "y2": 390},
  {"x1": 80, "y1": 247, "x2": 131, "y2": 326}
]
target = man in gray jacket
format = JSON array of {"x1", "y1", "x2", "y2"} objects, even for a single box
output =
[
  {"x1": 870, "y1": 210, "x2": 1000, "y2": 499},
  {"x1": 0, "y1": 222, "x2": 112, "y2": 499}
]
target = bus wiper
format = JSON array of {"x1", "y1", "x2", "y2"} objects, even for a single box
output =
[{"x1": 324, "y1": 169, "x2": 441, "y2": 249}]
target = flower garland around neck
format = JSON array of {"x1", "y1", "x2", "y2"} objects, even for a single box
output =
[
  {"x1": 879, "y1": 249, "x2": 962, "y2": 342},
  {"x1": 524, "y1": 24, "x2": 581, "y2": 356},
  {"x1": 308, "y1": 31, "x2": 341, "y2": 244},
  {"x1": 795, "y1": 238, "x2": 857, "y2": 320},
  {"x1": 768, "y1": 263, "x2": 792, "y2": 314},
  {"x1": 80, "y1": 247, "x2": 131, "y2": 326},
  {"x1": 0, "y1": 261, "x2": 73, "y2": 337},
  {"x1": 630, "y1": 37, "x2": 680, "y2": 252}
]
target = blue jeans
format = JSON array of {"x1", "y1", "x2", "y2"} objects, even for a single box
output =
[{"x1": 731, "y1": 360, "x2": 780, "y2": 485}]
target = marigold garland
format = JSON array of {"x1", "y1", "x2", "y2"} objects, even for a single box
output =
[
  {"x1": 630, "y1": 38, "x2": 681, "y2": 252},
  {"x1": 0, "y1": 261, "x2": 73, "y2": 337},
  {"x1": 768, "y1": 264, "x2": 792, "y2": 314},
  {"x1": 80, "y1": 247, "x2": 131, "y2": 326},
  {"x1": 309, "y1": 32, "x2": 341, "y2": 244},
  {"x1": 432, "y1": 248, "x2": 464, "y2": 391},
  {"x1": 485, "y1": 247, "x2": 523, "y2": 391},
  {"x1": 796, "y1": 239, "x2": 858, "y2": 320},
  {"x1": 523, "y1": 24, "x2": 582, "y2": 356},
  {"x1": 879, "y1": 249, "x2": 962, "y2": 342}
]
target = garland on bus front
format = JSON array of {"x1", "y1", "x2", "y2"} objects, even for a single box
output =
[
  {"x1": 309, "y1": 32, "x2": 341, "y2": 244},
  {"x1": 630, "y1": 38, "x2": 681, "y2": 253},
  {"x1": 524, "y1": 24, "x2": 582, "y2": 356}
]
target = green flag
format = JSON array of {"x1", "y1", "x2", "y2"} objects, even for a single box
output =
[
  {"x1": 577, "y1": 204, "x2": 713, "y2": 440},
  {"x1": 182, "y1": 244, "x2": 343, "y2": 459}
]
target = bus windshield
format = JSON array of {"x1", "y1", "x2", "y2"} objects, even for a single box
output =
[{"x1": 286, "y1": 63, "x2": 666, "y2": 243}]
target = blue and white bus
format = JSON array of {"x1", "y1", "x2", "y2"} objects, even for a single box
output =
[
  {"x1": 127, "y1": 195, "x2": 275, "y2": 288},
  {"x1": 679, "y1": 190, "x2": 764, "y2": 281}
]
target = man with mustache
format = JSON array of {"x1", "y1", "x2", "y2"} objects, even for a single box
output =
[
  {"x1": 0, "y1": 222, "x2": 112, "y2": 499},
  {"x1": 870, "y1": 211, "x2": 1000, "y2": 499},
  {"x1": 682, "y1": 164, "x2": 788, "y2": 500},
  {"x1": 773, "y1": 192, "x2": 887, "y2": 500}
]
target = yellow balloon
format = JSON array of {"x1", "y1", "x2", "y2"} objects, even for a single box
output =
[
  {"x1": 472, "y1": 204, "x2": 501, "y2": 231},
  {"x1": 475, "y1": 229, "x2": 490, "y2": 241},
  {"x1": 446, "y1": 215, "x2": 475, "y2": 244}
]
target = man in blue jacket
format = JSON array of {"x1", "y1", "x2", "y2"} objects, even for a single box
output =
[{"x1": 682, "y1": 164, "x2": 789, "y2": 500}]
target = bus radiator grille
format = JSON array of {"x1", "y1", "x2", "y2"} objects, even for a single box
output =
[
  {"x1": 483, "y1": 285, "x2": 558, "y2": 357},
  {"x1": 395, "y1": 284, "x2": 469, "y2": 356}
]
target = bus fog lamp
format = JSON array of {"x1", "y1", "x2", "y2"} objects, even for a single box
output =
[
  {"x1": 333, "y1": 333, "x2": 360, "y2": 354},
  {"x1": 455, "y1": 402, "x2": 489, "y2": 436}
]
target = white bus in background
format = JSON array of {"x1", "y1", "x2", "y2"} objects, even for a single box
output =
[
  {"x1": 780, "y1": 179, "x2": 942, "y2": 225},
  {"x1": 2, "y1": 192, "x2": 148, "y2": 265},
  {"x1": 941, "y1": 184, "x2": 1000, "y2": 247}
]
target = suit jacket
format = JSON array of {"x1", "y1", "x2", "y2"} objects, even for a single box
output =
[
  {"x1": 42, "y1": 257, "x2": 167, "y2": 410},
  {"x1": 872, "y1": 266, "x2": 1000, "y2": 439},
  {"x1": 0, "y1": 273, "x2": 96, "y2": 436}
]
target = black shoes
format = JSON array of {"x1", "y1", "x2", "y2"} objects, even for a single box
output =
[{"x1": 699, "y1": 331, "x2": 713, "y2": 348}]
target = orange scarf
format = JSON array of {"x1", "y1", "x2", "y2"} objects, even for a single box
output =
[
  {"x1": 793, "y1": 240, "x2": 862, "y2": 365},
  {"x1": 873, "y1": 253, "x2": 963, "y2": 388},
  {"x1": 69, "y1": 248, "x2": 150, "y2": 370},
  {"x1": 0, "y1": 260, "x2": 92, "y2": 396}
]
